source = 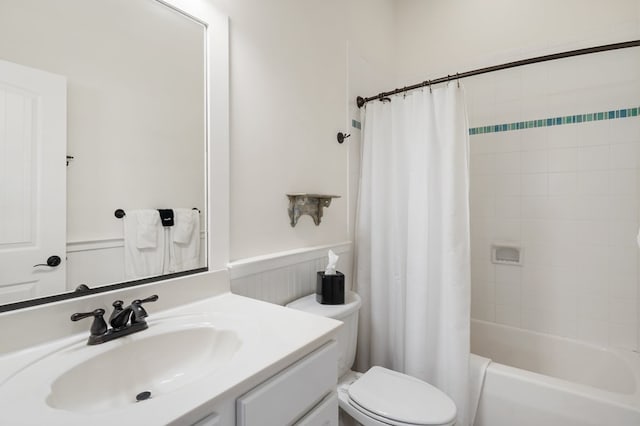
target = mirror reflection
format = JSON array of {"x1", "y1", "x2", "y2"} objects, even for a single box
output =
[{"x1": 0, "y1": 0, "x2": 207, "y2": 307}]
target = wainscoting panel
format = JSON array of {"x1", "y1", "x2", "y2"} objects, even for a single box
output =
[{"x1": 229, "y1": 242, "x2": 352, "y2": 306}]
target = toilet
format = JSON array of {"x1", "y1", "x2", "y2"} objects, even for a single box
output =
[{"x1": 286, "y1": 291, "x2": 457, "y2": 426}]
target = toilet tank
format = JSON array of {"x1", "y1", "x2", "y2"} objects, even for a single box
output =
[{"x1": 286, "y1": 291, "x2": 361, "y2": 378}]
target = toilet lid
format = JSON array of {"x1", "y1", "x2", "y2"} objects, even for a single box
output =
[{"x1": 347, "y1": 366, "x2": 456, "y2": 426}]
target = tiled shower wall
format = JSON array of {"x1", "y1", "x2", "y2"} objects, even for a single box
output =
[{"x1": 468, "y1": 47, "x2": 640, "y2": 351}]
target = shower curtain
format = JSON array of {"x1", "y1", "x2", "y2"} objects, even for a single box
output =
[{"x1": 355, "y1": 84, "x2": 471, "y2": 425}]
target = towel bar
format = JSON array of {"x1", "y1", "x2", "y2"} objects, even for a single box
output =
[{"x1": 114, "y1": 208, "x2": 200, "y2": 218}]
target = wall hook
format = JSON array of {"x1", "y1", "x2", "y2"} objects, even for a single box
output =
[{"x1": 337, "y1": 132, "x2": 351, "y2": 144}]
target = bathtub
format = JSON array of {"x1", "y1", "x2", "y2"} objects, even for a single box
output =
[{"x1": 471, "y1": 319, "x2": 640, "y2": 426}]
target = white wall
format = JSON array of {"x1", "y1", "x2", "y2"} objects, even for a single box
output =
[
  {"x1": 394, "y1": 0, "x2": 640, "y2": 85},
  {"x1": 394, "y1": 0, "x2": 640, "y2": 350},
  {"x1": 205, "y1": 0, "x2": 395, "y2": 261}
]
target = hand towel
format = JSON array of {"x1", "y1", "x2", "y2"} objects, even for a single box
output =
[
  {"x1": 135, "y1": 210, "x2": 160, "y2": 249},
  {"x1": 469, "y1": 353, "x2": 491, "y2": 426},
  {"x1": 123, "y1": 209, "x2": 166, "y2": 279},
  {"x1": 169, "y1": 208, "x2": 201, "y2": 272},
  {"x1": 173, "y1": 209, "x2": 196, "y2": 244}
]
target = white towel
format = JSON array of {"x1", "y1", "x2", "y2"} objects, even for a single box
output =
[
  {"x1": 173, "y1": 209, "x2": 196, "y2": 244},
  {"x1": 469, "y1": 354, "x2": 491, "y2": 426},
  {"x1": 135, "y1": 210, "x2": 160, "y2": 249},
  {"x1": 123, "y1": 209, "x2": 166, "y2": 279},
  {"x1": 169, "y1": 208, "x2": 201, "y2": 272}
]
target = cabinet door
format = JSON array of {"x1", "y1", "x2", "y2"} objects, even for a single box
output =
[
  {"x1": 237, "y1": 342, "x2": 337, "y2": 426},
  {"x1": 295, "y1": 392, "x2": 338, "y2": 426}
]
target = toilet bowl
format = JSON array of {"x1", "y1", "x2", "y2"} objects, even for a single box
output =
[{"x1": 286, "y1": 292, "x2": 457, "y2": 426}]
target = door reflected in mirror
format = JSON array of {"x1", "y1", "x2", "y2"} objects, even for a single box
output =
[{"x1": 0, "y1": 0, "x2": 207, "y2": 307}]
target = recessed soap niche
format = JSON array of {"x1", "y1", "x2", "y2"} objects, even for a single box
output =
[{"x1": 491, "y1": 243, "x2": 523, "y2": 266}]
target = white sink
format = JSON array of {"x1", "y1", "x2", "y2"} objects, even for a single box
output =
[
  {"x1": 0, "y1": 313, "x2": 244, "y2": 416},
  {"x1": 46, "y1": 326, "x2": 241, "y2": 413}
]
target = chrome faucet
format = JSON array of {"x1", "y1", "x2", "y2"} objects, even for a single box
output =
[{"x1": 71, "y1": 295, "x2": 159, "y2": 345}]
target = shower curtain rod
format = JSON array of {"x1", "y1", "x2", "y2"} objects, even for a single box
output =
[{"x1": 356, "y1": 39, "x2": 640, "y2": 108}]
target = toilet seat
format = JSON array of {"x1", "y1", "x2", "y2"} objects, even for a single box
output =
[{"x1": 343, "y1": 366, "x2": 456, "y2": 426}]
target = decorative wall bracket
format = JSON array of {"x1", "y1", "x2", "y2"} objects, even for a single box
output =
[{"x1": 286, "y1": 193, "x2": 341, "y2": 227}]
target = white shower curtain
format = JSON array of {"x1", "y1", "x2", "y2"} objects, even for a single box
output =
[{"x1": 355, "y1": 84, "x2": 471, "y2": 425}]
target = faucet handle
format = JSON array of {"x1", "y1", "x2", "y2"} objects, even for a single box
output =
[
  {"x1": 71, "y1": 309, "x2": 108, "y2": 337},
  {"x1": 133, "y1": 295, "x2": 159, "y2": 305},
  {"x1": 129, "y1": 295, "x2": 158, "y2": 325}
]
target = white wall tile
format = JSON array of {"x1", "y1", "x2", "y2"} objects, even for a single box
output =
[
  {"x1": 495, "y1": 196, "x2": 521, "y2": 219},
  {"x1": 494, "y1": 152, "x2": 521, "y2": 174},
  {"x1": 521, "y1": 150, "x2": 548, "y2": 173},
  {"x1": 470, "y1": 134, "x2": 493, "y2": 154},
  {"x1": 470, "y1": 194, "x2": 495, "y2": 218},
  {"x1": 494, "y1": 219, "x2": 521, "y2": 240},
  {"x1": 574, "y1": 120, "x2": 611, "y2": 146},
  {"x1": 471, "y1": 259, "x2": 495, "y2": 283},
  {"x1": 471, "y1": 302, "x2": 495, "y2": 322},
  {"x1": 547, "y1": 196, "x2": 576, "y2": 220},
  {"x1": 609, "y1": 221, "x2": 639, "y2": 247},
  {"x1": 576, "y1": 171, "x2": 609, "y2": 195},
  {"x1": 495, "y1": 281, "x2": 521, "y2": 306},
  {"x1": 609, "y1": 143, "x2": 638, "y2": 169},
  {"x1": 548, "y1": 172, "x2": 576, "y2": 195},
  {"x1": 472, "y1": 279, "x2": 495, "y2": 305},
  {"x1": 609, "y1": 323, "x2": 637, "y2": 350},
  {"x1": 489, "y1": 131, "x2": 521, "y2": 153},
  {"x1": 608, "y1": 196, "x2": 638, "y2": 221},
  {"x1": 611, "y1": 117, "x2": 640, "y2": 144},
  {"x1": 607, "y1": 247, "x2": 637, "y2": 282},
  {"x1": 547, "y1": 123, "x2": 577, "y2": 149},
  {"x1": 577, "y1": 292, "x2": 608, "y2": 321},
  {"x1": 548, "y1": 148, "x2": 578, "y2": 172},
  {"x1": 495, "y1": 305, "x2": 521, "y2": 327},
  {"x1": 577, "y1": 145, "x2": 610, "y2": 171},
  {"x1": 576, "y1": 319, "x2": 609, "y2": 346},
  {"x1": 521, "y1": 174, "x2": 548, "y2": 196},
  {"x1": 523, "y1": 244, "x2": 554, "y2": 267},
  {"x1": 575, "y1": 196, "x2": 609, "y2": 220},
  {"x1": 471, "y1": 238, "x2": 491, "y2": 263},
  {"x1": 575, "y1": 220, "x2": 609, "y2": 245},
  {"x1": 520, "y1": 127, "x2": 549, "y2": 151},
  {"x1": 609, "y1": 274, "x2": 638, "y2": 299},
  {"x1": 471, "y1": 154, "x2": 495, "y2": 175},
  {"x1": 494, "y1": 174, "x2": 521, "y2": 196},
  {"x1": 609, "y1": 298, "x2": 638, "y2": 323}
]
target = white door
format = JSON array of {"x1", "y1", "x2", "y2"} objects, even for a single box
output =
[{"x1": 0, "y1": 59, "x2": 66, "y2": 304}]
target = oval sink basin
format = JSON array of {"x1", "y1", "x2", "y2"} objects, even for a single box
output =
[{"x1": 45, "y1": 326, "x2": 241, "y2": 414}]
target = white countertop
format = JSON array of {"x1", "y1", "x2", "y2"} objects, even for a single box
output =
[{"x1": 0, "y1": 292, "x2": 342, "y2": 425}]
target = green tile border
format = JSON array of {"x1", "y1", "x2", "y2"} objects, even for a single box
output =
[{"x1": 469, "y1": 106, "x2": 639, "y2": 136}]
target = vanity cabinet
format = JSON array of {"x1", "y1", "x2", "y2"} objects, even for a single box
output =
[
  {"x1": 237, "y1": 341, "x2": 338, "y2": 426},
  {"x1": 186, "y1": 341, "x2": 338, "y2": 426}
]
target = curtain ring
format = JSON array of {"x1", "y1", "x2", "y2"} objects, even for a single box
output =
[
  {"x1": 456, "y1": 72, "x2": 460, "y2": 88},
  {"x1": 428, "y1": 80, "x2": 432, "y2": 93}
]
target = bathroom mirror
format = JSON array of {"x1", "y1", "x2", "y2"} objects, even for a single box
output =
[{"x1": 0, "y1": 0, "x2": 220, "y2": 311}]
